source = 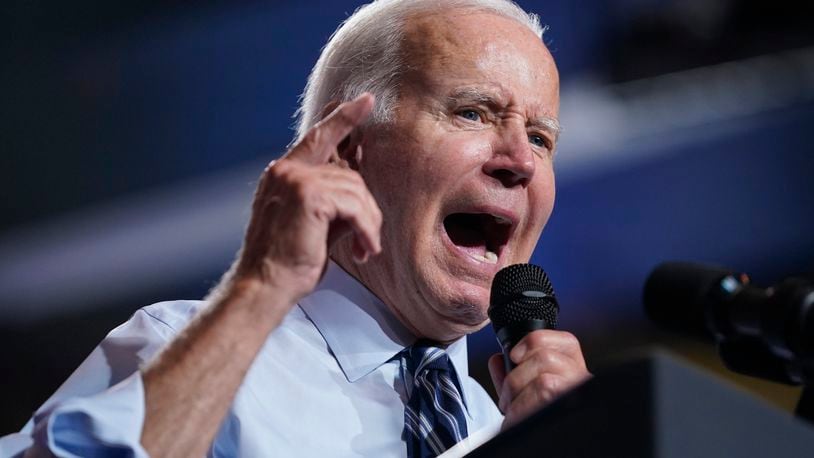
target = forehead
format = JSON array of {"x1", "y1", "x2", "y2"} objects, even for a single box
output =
[{"x1": 400, "y1": 9, "x2": 559, "y2": 114}]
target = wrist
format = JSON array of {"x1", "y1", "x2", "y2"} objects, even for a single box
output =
[{"x1": 208, "y1": 274, "x2": 298, "y2": 331}]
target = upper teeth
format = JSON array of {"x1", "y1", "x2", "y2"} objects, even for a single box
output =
[{"x1": 494, "y1": 216, "x2": 511, "y2": 225}]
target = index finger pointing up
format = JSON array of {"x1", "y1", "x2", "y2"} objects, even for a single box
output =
[{"x1": 289, "y1": 93, "x2": 375, "y2": 164}]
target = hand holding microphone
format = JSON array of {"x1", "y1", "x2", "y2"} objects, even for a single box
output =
[{"x1": 487, "y1": 264, "x2": 591, "y2": 428}]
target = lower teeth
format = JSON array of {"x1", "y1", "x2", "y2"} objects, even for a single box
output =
[{"x1": 473, "y1": 251, "x2": 498, "y2": 264}]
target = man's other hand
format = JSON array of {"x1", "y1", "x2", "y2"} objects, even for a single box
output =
[
  {"x1": 488, "y1": 330, "x2": 591, "y2": 428},
  {"x1": 234, "y1": 93, "x2": 382, "y2": 304}
]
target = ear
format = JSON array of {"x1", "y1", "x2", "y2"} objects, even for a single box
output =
[{"x1": 319, "y1": 100, "x2": 365, "y2": 171}]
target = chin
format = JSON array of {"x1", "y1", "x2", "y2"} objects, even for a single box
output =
[{"x1": 432, "y1": 275, "x2": 492, "y2": 332}]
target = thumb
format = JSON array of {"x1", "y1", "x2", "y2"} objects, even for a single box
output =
[{"x1": 488, "y1": 353, "x2": 506, "y2": 398}]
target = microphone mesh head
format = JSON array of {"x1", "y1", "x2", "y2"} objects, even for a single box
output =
[{"x1": 488, "y1": 263, "x2": 559, "y2": 330}]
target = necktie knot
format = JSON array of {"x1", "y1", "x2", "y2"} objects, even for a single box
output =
[{"x1": 406, "y1": 343, "x2": 452, "y2": 376}]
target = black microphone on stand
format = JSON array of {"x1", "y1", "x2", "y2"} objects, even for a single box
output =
[
  {"x1": 488, "y1": 264, "x2": 559, "y2": 372},
  {"x1": 643, "y1": 261, "x2": 814, "y2": 423},
  {"x1": 643, "y1": 261, "x2": 814, "y2": 384}
]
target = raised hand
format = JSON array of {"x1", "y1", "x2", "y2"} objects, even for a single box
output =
[{"x1": 234, "y1": 93, "x2": 382, "y2": 304}]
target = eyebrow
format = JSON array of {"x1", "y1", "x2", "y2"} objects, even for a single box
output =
[
  {"x1": 447, "y1": 87, "x2": 501, "y2": 105},
  {"x1": 446, "y1": 87, "x2": 562, "y2": 141},
  {"x1": 530, "y1": 116, "x2": 562, "y2": 142}
]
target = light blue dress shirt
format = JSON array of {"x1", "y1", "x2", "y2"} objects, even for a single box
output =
[{"x1": 1, "y1": 262, "x2": 503, "y2": 457}]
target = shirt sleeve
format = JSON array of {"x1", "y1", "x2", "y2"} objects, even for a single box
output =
[{"x1": 0, "y1": 303, "x2": 190, "y2": 457}]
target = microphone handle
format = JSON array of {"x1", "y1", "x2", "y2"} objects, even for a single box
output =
[{"x1": 495, "y1": 319, "x2": 551, "y2": 373}]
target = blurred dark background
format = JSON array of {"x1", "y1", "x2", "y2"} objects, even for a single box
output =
[{"x1": 2, "y1": 0, "x2": 813, "y2": 433}]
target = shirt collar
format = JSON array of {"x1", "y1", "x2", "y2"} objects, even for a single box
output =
[{"x1": 297, "y1": 261, "x2": 470, "y2": 394}]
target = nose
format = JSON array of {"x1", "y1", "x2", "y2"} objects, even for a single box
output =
[{"x1": 482, "y1": 126, "x2": 536, "y2": 188}]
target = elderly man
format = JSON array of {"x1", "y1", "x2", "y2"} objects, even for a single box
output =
[{"x1": 1, "y1": 0, "x2": 589, "y2": 456}]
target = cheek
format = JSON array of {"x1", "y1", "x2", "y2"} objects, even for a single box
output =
[
  {"x1": 400, "y1": 135, "x2": 492, "y2": 193},
  {"x1": 530, "y1": 166, "x2": 556, "y2": 228},
  {"x1": 430, "y1": 134, "x2": 492, "y2": 173}
]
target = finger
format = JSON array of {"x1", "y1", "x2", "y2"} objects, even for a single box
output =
[
  {"x1": 500, "y1": 349, "x2": 591, "y2": 412},
  {"x1": 257, "y1": 161, "x2": 382, "y2": 262},
  {"x1": 342, "y1": 197, "x2": 382, "y2": 262},
  {"x1": 289, "y1": 93, "x2": 375, "y2": 164},
  {"x1": 488, "y1": 353, "x2": 506, "y2": 408},
  {"x1": 498, "y1": 349, "x2": 581, "y2": 411},
  {"x1": 509, "y1": 330, "x2": 584, "y2": 365},
  {"x1": 321, "y1": 168, "x2": 382, "y2": 254},
  {"x1": 285, "y1": 165, "x2": 380, "y2": 257},
  {"x1": 323, "y1": 181, "x2": 382, "y2": 260},
  {"x1": 504, "y1": 373, "x2": 568, "y2": 425}
]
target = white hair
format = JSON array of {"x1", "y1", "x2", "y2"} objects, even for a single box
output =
[{"x1": 294, "y1": 0, "x2": 546, "y2": 142}]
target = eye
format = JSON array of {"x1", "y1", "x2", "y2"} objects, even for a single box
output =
[
  {"x1": 457, "y1": 109, "x2": 482, "y2": 122},
  {"x1": 529, "y1": 134, "x2": 551, "y2": 149}
]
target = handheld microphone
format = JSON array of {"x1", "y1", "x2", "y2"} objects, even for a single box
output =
[{"x1": 488, "y1": 264, "x2": 559, "y2": 372}]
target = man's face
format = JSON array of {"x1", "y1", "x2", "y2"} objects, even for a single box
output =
[{"x1": 350, "y1": 10, "x2": 560, "y2": 342}]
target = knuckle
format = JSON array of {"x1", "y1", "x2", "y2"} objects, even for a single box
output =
[
  {"x1": 291, "y1": 178, "x2": 312, "y2": 201},
  {"x1": 505, "y1": 375, "x2": 524, "y2": 397},
  {"x1": 536, "y1": 351, "x2": 559, "y2": 367},
  {"x1": 344, "y1": 198, "x2": 362, "y2": 218},
  {"x1": 373, "y1": 205, "x2": 383, "y2": 226},
  {"x1": 269, "y1": 159, "x2": 306, "y2": 185},
  {"x1": 526, "y1": 331, "x2": 547, "y2": 347},
  {"x1": 366, "y1": 197, "x2": 383, "y2": 224},
  {"x1": 266, "y1": 160, "x2": 289, "y2": 179},
  {"x1": 535, "y1": 374, "x2": 560, "y2": 394},
  {"x1": 338, "y1": 168, "x2": 364, "y2": 185},
  {"x1": 348, "y1": 170, "x2": 365, "y2": 184},
  {"x1": 561, "y1": 331, "x2": 580, "y2": 347}
]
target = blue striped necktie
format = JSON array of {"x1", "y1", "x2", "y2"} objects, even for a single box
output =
[{"x1": 401, "y1": 342, "x2": 469, "y2": 458}]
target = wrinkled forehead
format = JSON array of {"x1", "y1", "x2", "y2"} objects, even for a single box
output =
[{"x1": 399, "y1": 9, "x2": 559, "y2": 110}]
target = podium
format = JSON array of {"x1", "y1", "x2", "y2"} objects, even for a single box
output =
[{"x1": 468, "y1": 350, "x2": 814, "y2": 457}]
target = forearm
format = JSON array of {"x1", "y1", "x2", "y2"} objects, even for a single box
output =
[{"x1": 140, "y1": 277, "x2": 291, "y2": 457}]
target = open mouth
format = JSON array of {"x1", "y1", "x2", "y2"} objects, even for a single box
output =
[{"x1": 442, "y1": 213, "x2": 514, "y2": 265}]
